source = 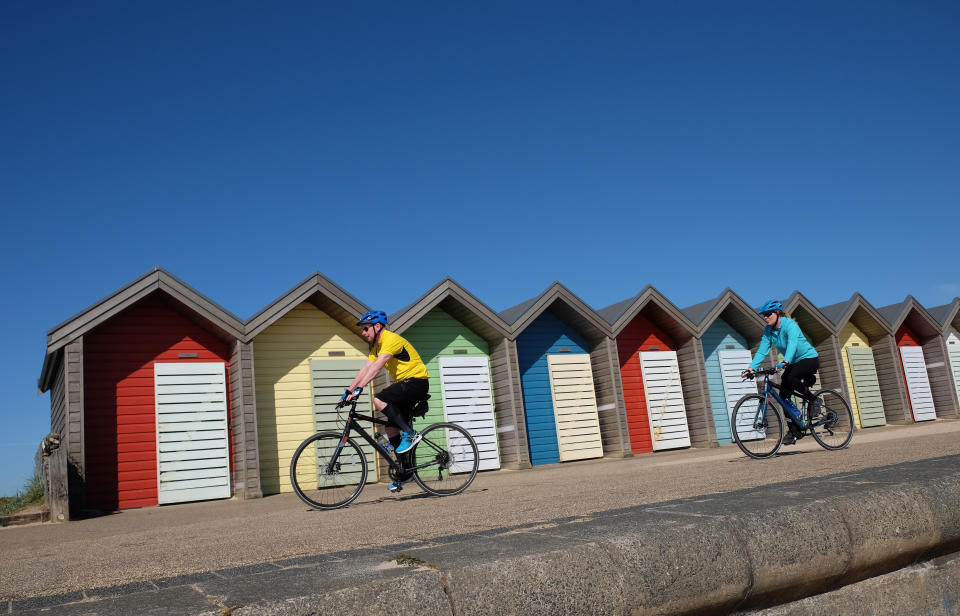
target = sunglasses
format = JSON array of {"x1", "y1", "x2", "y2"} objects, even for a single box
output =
[{"x1": 761, "y1": 311, "x2": 776, "y2": 318}]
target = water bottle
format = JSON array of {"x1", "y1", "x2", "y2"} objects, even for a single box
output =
[
  {"x1": 376, "y1": 433, "x2": 396, "y2": 461},
  {"x1": 783, "y1": 399, "x2": 802, "y2": 423}
]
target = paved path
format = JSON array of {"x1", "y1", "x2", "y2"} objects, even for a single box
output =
[{"x1": 2, "y1": 420, "x2": 959, "y2": 602}]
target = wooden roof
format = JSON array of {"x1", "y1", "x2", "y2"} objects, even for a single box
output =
[
  {"x1": 680, "y1": 288, "x2": 766, "y2": 344},
  {"x1": 876, "y1": 296, "x2": 943, "y2": 341},
  {"x1": 785, "y1": 291, "x2": 836, "y2": 346},
  {"x1": 819, "y1": 293, "x2": 892, "y2": 342},
  {"x1": 39, "y1": 268, "x2": 245, "y2": 392},
  {"x1": 388, "y1": 277, "x2": 510, "y2": 342},
  {"x1": 928, "y1": 299, "x2": 960, "y2": 333},
  {"x1": 598, "y1": 285, "x2": 698, "y2": 341},
  {"x1": 499, "y1": 281, "x2": 611, "y2": 342},
  {"x1": 243, "y1": 271, "x2": 368, "y2": 340}
]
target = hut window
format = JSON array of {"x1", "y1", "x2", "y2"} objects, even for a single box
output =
[
  {"x1": 725, "y1": 345, "x2": 735, "y2": 349},
  {"x1": 851, "y1": 343, "x2": 860, "y2": 346},
  {"x1": 453, "y1": 349, "x2": 468, "y2": 355},
  {"x1": 648, "y1": 346, "x2": 660, "y2": 351},
  {"x1": 557, "y1": 348, "x2": 572, "y2": 353},
  {"x1": 328, "y1": 351, "x2": 346, "y2": 357},
  {"x1": 178, "y1": 352, "x2": 198, "y2": 359}
]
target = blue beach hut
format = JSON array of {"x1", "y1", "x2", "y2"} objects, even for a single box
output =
[
  {"x1": 500, "y1": 283, "x2": 629, "y2": 466},
  {"x1": 681, "y1": 289, "x2": 766, "y2": 446}
]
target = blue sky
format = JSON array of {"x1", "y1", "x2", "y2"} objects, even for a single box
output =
[{"x1": 2, "y1": 1, "x2": 958, "y2": 495}]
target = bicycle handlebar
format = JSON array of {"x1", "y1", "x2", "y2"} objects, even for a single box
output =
[{"x1": 742, "y1": 367, "x2": 779, "y2": 380}]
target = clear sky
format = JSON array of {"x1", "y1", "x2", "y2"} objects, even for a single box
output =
[{"x1": 2, "y1": 2, "x2": 958, "y2": 496}]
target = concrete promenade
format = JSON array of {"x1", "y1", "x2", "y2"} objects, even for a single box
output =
[{"x1": 3, "y1": 421, "x2": 960, "y2": 615}]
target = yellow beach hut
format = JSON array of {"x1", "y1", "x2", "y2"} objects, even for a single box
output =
[
  {"x1": 820, "y1": 294, "x2": 909, "y2": 426},
  {"x1": 245, "y1": 273, "x2": 378, "y2": 495}
]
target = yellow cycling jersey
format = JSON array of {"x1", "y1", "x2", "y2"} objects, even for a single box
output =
[{"x1": 369, "y1": 329, "x2": 430, "y2": 382}]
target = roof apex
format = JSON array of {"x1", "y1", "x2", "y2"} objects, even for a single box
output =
[{"x1": 388, "y1": 278, "x2": 510, "y2": 338}]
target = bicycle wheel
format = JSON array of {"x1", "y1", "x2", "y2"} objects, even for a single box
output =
[
  {"x1": 290, "y1": 432, "x2": 367, "y2": 510},
  {"x1": 809, "y1": 389, "x2": 854, "y2": 451},
  {"x1": 731, "y1": 394, "x2": 784, "y2": 459},
  {"x1": 411, "y1": 422, "x2": 479, "y2": 496}
]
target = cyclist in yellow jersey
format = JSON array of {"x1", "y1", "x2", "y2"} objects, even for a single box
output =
[{"x1": 343, "y1": 310, "x2": 430, "y2": 491}]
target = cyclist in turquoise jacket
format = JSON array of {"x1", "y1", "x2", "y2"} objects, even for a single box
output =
[{"x1": 741, "y1": 299, "x2": 819, "y2": 444}]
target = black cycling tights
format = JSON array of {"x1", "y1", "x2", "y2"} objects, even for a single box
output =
[
  {"x1": 780, "y1": 357, "x2": 820, "y2": 404},
  {"x1": 380, "y1": 404, "x2": 414, "y2": 436}
]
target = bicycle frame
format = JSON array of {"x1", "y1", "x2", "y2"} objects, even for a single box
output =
[
  {"x1": 750, "y1": 372, "x2": 833, "y2": 432},
  {"x1": 755, "y1": 374, "x2": 804, "y2": 427},
  {"x1": 326, "y1": 401, "x2": 441, "y2": 477}
]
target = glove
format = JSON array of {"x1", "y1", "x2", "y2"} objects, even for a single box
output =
[
  {"x1": 775, "y1": 362, "x2": 787, "y2": 371},
  {"x1": 341, "y1": 387, "x2": 363, "y2": 400},
  {"x1": 740, "y1": 369, "x2": 753, "y2": 379}
]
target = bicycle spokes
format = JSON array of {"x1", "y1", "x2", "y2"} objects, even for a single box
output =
[
  {"x1": 809, "y1": 390, "x2": 853, "y2": 451},
  {"x1": 731, "y1": 394, "x2": 784, "y2": 459},
  {"x1": 411, "y1": 422, "x2": 479, "y2": 496}
]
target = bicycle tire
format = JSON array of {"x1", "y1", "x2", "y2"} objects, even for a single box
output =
[
  {"x1": 411, "y1": 422, "x2": 479, "y2": 496},
  {"x1": 290, "y1": 432, "x2": 368, "y2": 510},
  {"x1": 809, "y1": 389, "x2": 854, "y2": 451},
  {"x1": 731, "y1": 394, "x2": 784, "y2": 459}
]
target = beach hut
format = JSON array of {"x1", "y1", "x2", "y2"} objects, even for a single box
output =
[
  {"x1": 599, "y1": 286, "x2": 709, "y2": 453},
  {"x1": 783, "y1": 291, "x2": 849, "y2": 401},
  {"x1": 388, "y1": 278, "x2": 516, "y2": 472},
  {"x1": 245, "y1": 273, "x2": 380, "y2": 495},
  {"x1": 878, "y1": 297, "x2": 959, "y2": 421},
  {"x1": 681, "y1": 289, "x2": 766, "y2": 446},
  {"x1": 929, "y1": 298, "x2": 960, "y2": 409},
  {"x1": 821, "y1": 293, "x2": 908, "y2": 426},
  {"x1": 37, "y1": 268, "x2": 252, "y2": 519},
  {"x1": 501, "y1": 283, "x2": 628, "y2": 465}
]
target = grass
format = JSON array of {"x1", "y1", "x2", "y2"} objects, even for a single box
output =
[
  {"x1": 0, "y1": 474, "x2": 44, "y2": 517},
  {"x1": 394, "y1": 554, "x2": 437, "y2": 569}
]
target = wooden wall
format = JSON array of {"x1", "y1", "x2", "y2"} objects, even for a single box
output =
[
  {"x1": 83, "y1": 296, "x2": 232, "y2": 510},
  {"x1": 253, "y1": 302, "x2": 367, "y2": 495}
]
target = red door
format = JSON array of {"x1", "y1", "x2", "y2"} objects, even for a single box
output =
[
  {"x1": 616, "y1": 313, "x2": 677, "y2": 454},
  {"x1": 84, "y1": 296, "x2": 231, "y2": 510},
  {"x1": 895, "y1": 324, "x2": 926, "y2": 420}
]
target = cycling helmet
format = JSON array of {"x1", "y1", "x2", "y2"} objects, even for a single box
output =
[
  {"x1": 757, "y1": 299, "x2": 784, "y2": 315},
  {"x1": 357, "y1": 310, "x2": 388, "y2": 326}
]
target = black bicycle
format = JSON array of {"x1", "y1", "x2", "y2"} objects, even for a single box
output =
[
  {"x1": 732, "y1": 367, "x2": 854, "y2": 459},
  {"x1": 289, "y1": 398, "x2": 480, "y2": 510}
]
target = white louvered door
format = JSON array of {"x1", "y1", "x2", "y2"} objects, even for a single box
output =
[
  {"x1": 439, "y1": 356, "x2": 500, "y2": 471},
  {"x1": 947, "y1": 333, "x2": 960, "y2": 410},
  {"x1": 639, "y1": 351, "x2": 690, "y2": 450},
  {"x1": 717, "y1": 349, "x2": 760, "y2": 438},
  {"x1": 309, "y1": 359, "x2": 377, "y2": 482},
  {"x1": 846, "y1": 347, "x2": 886, "y2": 427},
  {"x1": 155, "y1": 362, "x2": 231, "y2": 505},
  {"x1": 546, "y1": 354, "x2": 604, "y2": 462},
  {"x1": 899, "y1": 346, "x2": 937, "y2": 421}
]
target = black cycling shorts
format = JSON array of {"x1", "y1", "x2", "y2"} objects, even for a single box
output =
[{"x1": 376, "y1": 378, "x2": 429, "y2": 421}]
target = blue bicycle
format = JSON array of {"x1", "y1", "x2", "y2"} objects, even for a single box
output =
[{"x1": 732, "y1": 367, "x2": 854, "y2": 459}]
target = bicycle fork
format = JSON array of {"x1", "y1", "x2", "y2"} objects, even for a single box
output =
[{"x1": 325, "y1": 418, "x2": 355, "y2": 474}]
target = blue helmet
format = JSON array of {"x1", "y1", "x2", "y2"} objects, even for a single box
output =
[
  {"x1": 757, "y1": 299, "x2": 784, "y2": 315},
  {"x1": 357, "y1": 310, "x2": 388, "y2": 326}
]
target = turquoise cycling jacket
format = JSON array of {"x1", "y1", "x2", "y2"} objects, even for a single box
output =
[{"x1": 749, "y1": 317, "x2": 819, "y2": 370}]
